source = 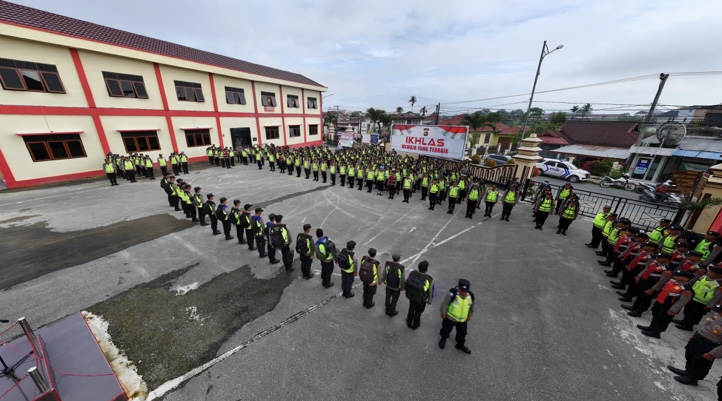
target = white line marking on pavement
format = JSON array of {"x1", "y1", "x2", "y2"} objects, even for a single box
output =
[
  {"x1": 409, "y1": 227, "x2": 416, "y2": 232},
  {"x1": 405, "y1": 208, "x2": 462, "y2": 266},
  {"x1": 362, "y1": 205, "x2": 420, "y2": 245}
]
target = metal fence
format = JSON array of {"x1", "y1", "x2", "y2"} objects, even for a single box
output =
[
  {"x1": 534, "y1": 183, "x2": 680, "y2": 232},
  {"x1": 419, "y1": 155, "x2": 519, "y2": 187}
]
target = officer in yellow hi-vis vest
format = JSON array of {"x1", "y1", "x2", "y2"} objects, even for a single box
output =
[
  {"x1": 466, "y1": 182, "x2": 481, "y2": 219},
  {"x1": 500, "y1": 183, "x2": 519, "y2": 222},
  {"x1": 483, "y1": 184, "x2": 499, "y2": 217},
  {"x1": 428, "y1": 179, "x2": 440, "y2": 211},
  {"x1": 596, "y1": 213, "x2": 618, "y2": 258},
  {"x1": 586, "y1": 205, "x2": 612, "y2": 249},
  {"x1": 103, "y1": 159, "x2": 118, "y2": 186},
  {"x1": 439, "y1": 279, "x2": 474, "y2": 354},
  {"x1": 672, "y1": 265, "x2": 722, "y2": 331}
]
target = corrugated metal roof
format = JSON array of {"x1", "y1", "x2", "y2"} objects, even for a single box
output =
[
  {"x1": 0, "y1": 1, "x2": 325, "y2": 88},
  {"x1": 553, "y1": 144, "x2": 630, "y2": 159},
  {"x1": 641, "y1": 136, "x2": 722, "y2": 153}
]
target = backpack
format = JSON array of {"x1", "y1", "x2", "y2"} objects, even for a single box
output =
[
  {"x1": 296, "y1": 234, "x2": 310, "y2": 256},
  {"x1": 358, "y1": 258, "x2": 376, "y2": 284},
  {"x1": 449, "y1": 288, "x2": 475, "y2": 304},
  {"x1": 316, "y1": 239, "x2": 336, "y2": 260},
  {"x1": 215, "y1": 206, "x2": 225, "y2": 220},
  {"x1": 384, "y1": 262, "x2": 401, "y2": 289},
  {"x1": 405, "y1": 272, "x2": 428, "y2": 304},
  {"x1": 337, "y1": 249, "x2": 351, "y2": 270},
  {"x1": 240, "y1": 212, "x2": 250, "y2": 229},
  {"x1": 270, "y1": 225, "x2": 286, "y2": 248}
]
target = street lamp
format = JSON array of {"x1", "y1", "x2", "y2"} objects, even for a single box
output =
[{"x1": 520, "y1": 40, "x2": 563, "y2": 140}]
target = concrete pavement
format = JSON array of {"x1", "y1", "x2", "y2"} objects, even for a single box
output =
[{"x1": 0, "y1": 162, "x2": 717, "y2": 401}]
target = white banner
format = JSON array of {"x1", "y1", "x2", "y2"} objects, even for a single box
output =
[{"x1": 390, "y1": 125, "x2": 468, "y2": 160}]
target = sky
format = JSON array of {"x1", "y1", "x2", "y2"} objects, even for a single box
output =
[{"x1": 10, "y1": 0, "x2": 722, "y2": 117}]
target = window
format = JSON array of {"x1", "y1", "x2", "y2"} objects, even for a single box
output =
[
  {"x1": 225, "y1": 87, "x2": 247, "y2": 104},
  {"x1": 265, "y1": 126, "x2": 280, "y2": 140},
  {"x1": 307, "y1": 97, "x2": 317, "y2": 109},
  {"x1": 0, "y1": 58, "x2": 65, "y2": 93},
  {"x1": 287, "y1": 95, "x2": 299, "y2": 108},
  {"x1": 174, "y1": 80, "x2": 205, "y2": 102},
  {"x1": 483, "y1": 133, "x2": 491, "y2": 144},
  {"x1": 103, "y1": 71, "x2": 148, "y2": 99},
  {"x1": 23, "y1": 134, "x2": 86, "y2": 162},
  {"x1": 261, "y1": 91, "x2": 277, "y2": 107},
  {"x1": 120, "y1": 131, "x2": 161, "y2": 152},
  {"x1": 308, "y1": 124, "x2": 318, "y2": 136},
  {"x1": 185, "y1": 129, "x2": 212, "y2": 147},
  {"x1": 289, "y1": 125, "x2": 301, "y2": 137}
]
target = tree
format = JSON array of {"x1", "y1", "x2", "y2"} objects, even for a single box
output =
[
  {"x1": 366, "y1": 107, "x2": 385, "y2": 133},
  {"x1": 419, "y1": 106, "x2": 427, "y2": 117},
  {"x1": 350, "y1": 111, "x2": 362, "y2": 118},
  {"x1": 396, "y1": 106, "x2": 404, "y2": 114},
  {"x1": 580, "y1": 103, "x2": 593, "y2": 118},
  {"x1": 570, "y1": 105, "x2": 580, "y2": 119},
  {"x1": 486, "y1": 112, "x2": 502, "y2": 123},
  {"x1": 461, "y1": 112, "x2": 488, "y2": 150},
  {"x1": 550, "y1": 112, "x2": 567, "y2": 126},
  {"x1": 408, "y1": 96, "x2": 417, "y2": 112}
]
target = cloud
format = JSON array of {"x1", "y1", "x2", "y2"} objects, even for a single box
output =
[{"x1": 11, "y1": 0, "x2": 722, "y2": 114}]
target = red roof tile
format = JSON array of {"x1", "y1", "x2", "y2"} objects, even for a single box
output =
[
  {"x1": 0, "y1": 1, "x2": 324, "y2": 88},
  {"x1": 539, "y1": 131, "x2": 569, "y2": 146},
  {"x1": 555, "y1": 120, "x2": 639, "y2": 148}
]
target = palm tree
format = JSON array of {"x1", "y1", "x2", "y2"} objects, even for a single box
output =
[
  {"x1": 366, "y1": 107, "x2": 385, "y2": 133},
  {"x1": 408, "y1": 96, "x2": 417, "y2": 112},
  {"x1": 580, "y1": 103, "x2": 593, "y2": 119},
  {"x1": 396, "y1": 106, "x2": 404, "y2": 114},
  {"x1": 570, "y1": 105, "x2": 579, "y2": 119},
  {"x1": 461, "y1": 112, "x2": 486, "y2": 150},
  {"x1": 419, "y1": 106, "x2": 427, "y2": 117}
]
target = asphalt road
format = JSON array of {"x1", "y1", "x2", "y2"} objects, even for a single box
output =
[
  {"x1": 0, "y1": 162, "x2": 717, "y2": 401},
  {"x1": 534, "y1": 175, "x2": 642, "y2": 200}
]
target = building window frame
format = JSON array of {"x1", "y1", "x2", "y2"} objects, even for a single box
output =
[
  {"x1": 225, "y1": 86, "x2": 247, "y2": 105},
  {"x1": 0, "y1": 58, "x2": 66, "y2": 93},
  {"x1": 289, "y1": 125, "x2": 301, "y2": 137},
  {"x1": 174, "y1": 80, "x2": 205, "y2": 102},
  {"x1": 103, "y1": 71, "x2": 148, "y2": 99},
  {"x1": 185, "y1": 129, "x2": 212, "y2": 147},
  {"x1": 120, "y1": 131, "x2": 161, "y2": 153},
  {"x1": 308, "y1": 124, "x2": 319, "y2": 136},
  {"x1": 264, "y1": 126, "x2": 280, "y2": 140},
  {"x1": 261, "y1": 91, "x2": 277, "y2": 107},
  {"x1": 22, "y1": 134, "x2": 86, "y2": 162},
  {"x1": 483, "y1": 133, "x2": 491, "y2": 144},
  {"x1": 307, "y1": 97, "x2": 318, "y2": 109},
  {"x1": 287, "y1": 95, "x2": 300, "y2": 108}
]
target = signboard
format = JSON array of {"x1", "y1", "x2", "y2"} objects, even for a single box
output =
[
  {"x1": 338, "y1": 131, "x2": 354, "y2": 148},
  {"x1": 634, "y1": 158, "x2": 651, "y2": 175},
  {"x1": 370, "y1": 133, "x2": 379, "y2": 145},
  {"x1": 391, "y1": 125, "x2": 468, "y2": 160}
]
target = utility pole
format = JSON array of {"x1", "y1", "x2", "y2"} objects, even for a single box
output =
[
  {"x1": 434, "y1": 103, "x2": 440, "y2": 125},
  {"x1": 627, "y1": 73, "x2": 669, "y2": 174}
]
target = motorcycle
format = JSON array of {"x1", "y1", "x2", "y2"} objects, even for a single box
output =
[
  {"x1": 599, "y1": 174, "x2": 636, "y2": 191},
  {"x1": 639, "y1": 182, "x2": 681, "y2": 207}
]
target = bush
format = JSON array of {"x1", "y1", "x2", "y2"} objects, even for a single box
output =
[
  {"x1": 581, "y1": 159, "x2": 614, "y2": 177},
  {"x1": 484, "y1": 159, "x2": 497, "y2": 167},
  {"x1": 505, "y1": 158, "x2": 516, "y2": 165},
  {"x1": 470, "y1": 154, "x2": 481, "y2": 164}
]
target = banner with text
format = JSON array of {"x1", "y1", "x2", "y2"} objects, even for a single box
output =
[{"x1": 391, "y1": 125, "x2": 468, "y2": 160}]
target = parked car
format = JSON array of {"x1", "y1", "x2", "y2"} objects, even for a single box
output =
[
  {"x1": 484, "y1": 154, "x2": 512, "y2": 165},
  {"x1": 535, "y1": 158, "x2": 591, "y2": 183}
]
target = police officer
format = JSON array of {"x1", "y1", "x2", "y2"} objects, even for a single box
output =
[
  {"x1": 439, "y1": 279, "x2": 474, "y2": 354},
  {"x1": 103, "y1": 159, "x2": 118, "y2": 186},
  {"x1": 252, "y1": 208, "x2": 267, "y2": 257},
  {"x1": 402, "y1": 174, "x2": 412, "y2": 203},
  {"x1": 231, "y1": 200, "x2": 247, "y2": 245},
  {"x1": 667, "y1": 308, "x2": 722, "y2": 385},
  {"x1": 428, "y1": 179, "x2": 440, "y2": 211},
  {"x1": 275, "y1": 215, "x2": 294, "y2": 271},
  {"x1": 500, "y1": 184, "x2": 519, "y2": 222},
  {"x1": 483, "y1": 184, "x2": 499, "y2": 217},
  {"x1": 465, "y1": 182, "x2": 480, "y2": 219},
  {"x1": 648, "y1": 218, "x2": 671, "y2": 247},
  {"x1": 586, "y1": 205, "x2": 611, "y2": 248},
  {"x1": 406, "y1": 260, "x2": 434, "y2": 330},
  {"x1": 638, "y1": 270, "x2": 693, "y2": 338},
  {"x1": 673, "y1": 265, "x2": 722, "y2": 331},
  {"x1": 297, "y1": 224, "x2": 315, "y2": 279},
  {"x1": 339, "y1": 240, "x2": 358, "y2": 298},
  {"x1": 533, "y1": 191, "x2": 554, "y2": 230},
  {"x1": 315, "y1": 228, "x2": 337, "y2": 288},
  {"x1": 242, "y1": 204, "x2": 255, "y2": 251},
  {"x1": 360, "y1": 248, "x2": 381, "y2": 308},
  {"x1": 218, "y1": 197, "x2": 233, "y2": 240},
  {"x1": 382, "y1": 253, "x2": 405, "y2": 316},
  {"x1": 264, "y1": 213, "x2": 280, "y2": 264},
  {"x1": 447, "y1": 181, "x2": 459, "y2": 214},
  {"x1": 204, "y1": 193, "x2": 221, "y2": 235}
]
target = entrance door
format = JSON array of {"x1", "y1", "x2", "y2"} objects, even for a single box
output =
[{"x1": 230, "y1": 128, "x2": 252, "y2": 148}]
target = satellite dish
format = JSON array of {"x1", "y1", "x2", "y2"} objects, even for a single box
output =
[{"x1": 656, "y1": 122, "x2": 686, "y2": 146}]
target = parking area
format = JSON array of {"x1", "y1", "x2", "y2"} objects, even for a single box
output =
[{"x1": 0, "y1": 162, "x2": 717, "y2": 401}]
